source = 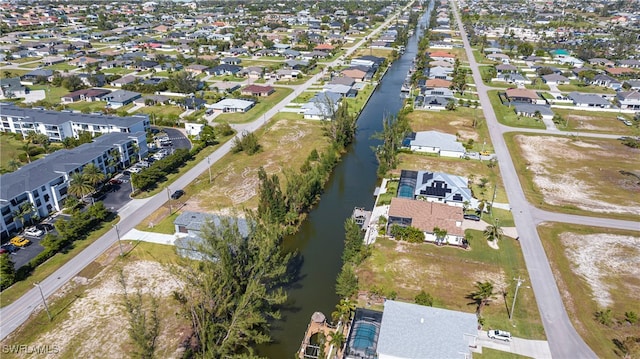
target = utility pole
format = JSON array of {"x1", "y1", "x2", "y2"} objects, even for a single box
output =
[
  {"x1": 510, "y1": 276, "x2": 525, "y2": 321},
  {"x1": 34, "y1": 282, "x2": 52, "y2": 321},
  {"x1": 490, "y1": 184, "x2": 497, "y2": 215},
  {"x1": 207, "y1": 156, "x2": 212, "y2": 183},
  {"x1": 113, "y1": 223, "x2": 123, "y2": 256},
  {"x1": 166, "y1": 187, "x2": 172, "y2": 215}
]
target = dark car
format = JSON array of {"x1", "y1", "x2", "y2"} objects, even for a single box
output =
[
  {"x1": 171, "y1": 190, "x2": 185, "y2": 199},
  {"x1": 463, "y1": 214, "x2": 481, "y2": 221},
  {"x1": 1, "y1": 243, "x2": 19, "y2": 253},
  {"x1": 36, "y1": 223, "x2": 54, "y2": 232}
]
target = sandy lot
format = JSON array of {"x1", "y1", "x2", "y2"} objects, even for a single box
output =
[
  {"x1": 515, "y1": 135, "x2": 640, "y2": 216},
  {"x1": 561, "y1": 232, "x2": 640, "y2": 308},
  {"x1": 20, "y1": 261, "x2": 185, "y2": 359}
]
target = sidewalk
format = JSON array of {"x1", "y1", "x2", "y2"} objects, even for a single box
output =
[{"x1": 121, "y1": 228, "x2": 185, "y2": 246}]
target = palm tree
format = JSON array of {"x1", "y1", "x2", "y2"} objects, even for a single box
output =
[
  {"x1": 328, "y1": 330, "x2": 346, "y2": 352},
  {"x1": 82, "y1": 163, "x2": 105, "y2": 186},
  {"x1": 12, "y1": 202, "x2": 35, "y2": 230},
  {"x1": 483, "y1": 221, "x2": 504, "y2": 242},
  {"x1": 468, "y1": 281, "x2": 495, "y2": 315},
  {"x1": 433, "y1": 226, "x2": 448, "y2": 245},
  {"x1": 331, "y1": 298, "x2": 356, "y2": 324},
  {"x1": 67, "y1": 171, "x2": 94, "y2": 200},
  {"x1": 7, "y1": 158, "x2": 21, "y2": 171},
  {"x1": 21, "y1": 141, "x2": 33, "y2": 163}
]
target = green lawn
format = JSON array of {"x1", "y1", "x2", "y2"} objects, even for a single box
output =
[
  {"x1": 28, "y1": 84, "x2": 69, "y2": 103},
  {"x1": 44, "y1": 63, "x2": 78, "y2": 71},
  {"x1": 0, "y1": 69, "x2": 29, "y2": 79},
  {"x1": 557, "y1": 81, "x2": 616, "y2": 94},
  {"x1": 0, "y1": 133, "x2": 28, "y2": 170},
  {"x1": 215, "y1": 87, "x2": 293, "y2": 124},
  {"x1": 101, "y1": 67, "x2": 135, "y2": 76},
  {"x1": 487, "y1": 90, "x2": 546, "y2": 129},
  {"x1": 12, "y1": 57, "x2": 41, "y2": 64},
  {"x1": 135, "y1": 105, "x2": 184, "y2": 118},
  {"x1": 474, "y1": 348, "x2": 532, "y2": 359},
  {"x1": 65, "y1": 101, "x2": 107, "y2": 113}
]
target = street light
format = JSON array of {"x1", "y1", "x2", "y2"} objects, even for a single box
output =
[
  {"x1": 207, "y1": 156, "x2": 212, "y2": 183},
  {"x1": 166, "y1": 187, "x2": 172, "y2": 215},
  {"x1": 113, "y1": 223, "x2": 123, "y2": 256},
  {"x1": 34, "y1": 282, "x2": 52, "y2": 321},
  {"x1": 510, "y1": 276, "x2": 525, "y2": 321}
]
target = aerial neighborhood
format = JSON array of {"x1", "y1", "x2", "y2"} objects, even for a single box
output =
[{"x1": 0, "y1": 0, "x2": 638, "y2": 358}]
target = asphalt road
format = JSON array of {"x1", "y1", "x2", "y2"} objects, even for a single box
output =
[
  {"x1": 0, "y1": 7, "x2": 409, "y2": 340},
  {"x1": 160, "y1": 127, "x2": 192, "y2": 150},
  {"x1": 450, "y1": 2, "x2": 638, "y2": 358}
]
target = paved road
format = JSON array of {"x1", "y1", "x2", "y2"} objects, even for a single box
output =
[
  {"x1": 450, "y1": 2, "x2": 627, "y2": 358},
  {"x1": 0, "y1": 6, "x2": 409, "y2": 340}
]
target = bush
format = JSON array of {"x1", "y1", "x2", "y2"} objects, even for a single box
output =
[
  {"x1": 231, "y1": 131, "x2": 261, "y2": 155},
  {"x1": 415, "y1": 290, "x2": 434, "y2": 306},
  {"x1": 390, "y1": 225, "x2": 425, "y2": 243}
]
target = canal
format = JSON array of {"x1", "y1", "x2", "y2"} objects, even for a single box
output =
[{"x1": 263, "y1": 3, "x2": 433, "y2": 357}]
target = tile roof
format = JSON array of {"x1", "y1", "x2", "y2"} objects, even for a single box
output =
[{"x1": 388, "y1": 197, "x2": 464, "y2": 236}]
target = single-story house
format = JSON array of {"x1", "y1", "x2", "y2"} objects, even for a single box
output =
[
  {"x1": 206, "y1": 64, "x2": 241, "y2": 76},
  {"x1": 220, "y1": 57, "x2": 241, "y2": 65},
  {"x1": 273, "y1": 69, "x2": 300, "y2": 80},
  {"x1": 238, "y1": 66, "x2": 264, "y2": 79},
  {"x1": 505, "y1": 88, "x2": 540, "y2": 104},
  {"x1": 323, "y1": 84, "x2": 351, "y2": 96},
  {"x1": 181, "y1": 97, "x2": 206, "y2": 110},
  {"x1": 428, "y1": 50, "x2": 456, "y2": 63},
  {"x1": 104, "y1": 90, "x2": 141, "y2": 108},
  {"x1": 567, "y1": 92, "x2": 612, "y2": 108},
  {"x1": 185, "y1": 64, "x2": 209, "y2": 75},
  {"x1": 425, "y1": 78, "x2": 452, "y2": 88},
  {"x1": 402, "y1": 131, "x2": 465, "y2": 158},
  {"x1": 387, "y1": 197, "x2": 465, "y2": 246},
  {"x1": 513, "y1": 103, "x2": 554, "y2": 120},
  {"x1": 301, "y1": 91, "x2": 342, "y2": 120},
  {"x1": 134, "y1": 94, "x2": 171, "y2": 106},
  {"x1": 616, "y1": 90, "x2": 640, "y2": 110},
  {"x1": 185, "y1": 122, "x2": 205, "y2": 138},
  {"x1": 21, "y1": 69, "x2": 55, "y2": 83},
  {"x1": 0, "y1": 77, "x2": 28, "y2": 98},
  {"x1": 542, "y1": 73, "x2": 569, "y2": 85},
  {"x1": 209, "y1": 81, "x2": 242, "y2": 93},
  {"x1": 397, "y1": 169, "x2": 476, "y2": 208},
  {"x1": 495, "y1": 63, "x2": 517, "y2": 73},
  {"x1": 61, "y1": 88, "x2": 111, "y2": 103},
  {"x1": 241, "y1": 84, "x2": 275, "y2": 97},
  {"x1": 415, "y1": 95, "x2": 452, "y2": 110},
  {"x1": 208, "y1": 98, "x2": 255, "y2": 113},
  {"x1": 173, "y1": 211, "x2": 249, "y2": 260},
  {"x1": 111, "y1": 75, "x2": 137, "y2": 87},
  {"x1": 375, "y1": 300, "x2": 478, "y2": 358},
  {"x1": 69, "y1": 56, "x2": 101, "y2": 68},
  {"x1": 341, "y1": 68, "x2": 367, "y2": 82},
  {"x1": 592, "y1": 74, "x2": 622, "y2": 90}
]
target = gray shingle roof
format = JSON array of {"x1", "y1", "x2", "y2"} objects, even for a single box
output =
[
  {"x1": 377, "y1": 300, "x2": 477, "y2": 358},
  {"x1": 567, "y1": 92, "x2": 611, "y2": 106},
  {"x1": 0, "y1": 103, "x2": 147, "y2": 127},
  {"x1": 410, "y1": 130, "x2": 465, "y2": 153}
]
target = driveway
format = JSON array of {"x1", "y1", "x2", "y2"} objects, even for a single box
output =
[
  {"x1": 160, "y1": 127, "x2": 191, "y2": 150},
  {"x1": 101, "y1": 175, "x2": 134, "y2": 212},
  {"x1": 476, "y1": 330, "x2": 552, "y2": 359},
  {"x1": 22, "y1": 90, "x2": 45, "y2": 103}
]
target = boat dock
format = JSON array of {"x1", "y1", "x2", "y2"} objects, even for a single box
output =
[{"x1": 351, "y1": 207, "x2": 372, "y2": 230}]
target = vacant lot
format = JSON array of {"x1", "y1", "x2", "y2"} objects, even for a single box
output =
[
  {"x1": 185, "y1": 116, "x2": 329, "y2": 212},
  {"x1": 509, "y1": 134, "x2": 640, "y2": 220},
  {"x1": 553, "y1": 109, "x2": 638, "y2": 135},
  {"x1": 538, "y1": 223, "x2": 640, "y2": 358},
  {"x1": 356, "y1": 233, "x2": 545, "y2": 339},
  {"x1": 1, "y1": 242, "x2": 189, "y2": 358}
]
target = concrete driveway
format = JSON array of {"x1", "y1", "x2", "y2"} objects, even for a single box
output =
[{"x1": 476, "y1": 330, "x2": 552, "y2": 359}]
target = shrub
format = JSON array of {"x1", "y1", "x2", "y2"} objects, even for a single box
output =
[{"x1": 415, "y1": 290, "x2": 434, "y2": 306}]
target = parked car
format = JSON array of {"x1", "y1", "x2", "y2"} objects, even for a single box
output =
[
  {"x1": 463, "y1": 214, "x2": 481, "y2": 221},
  {"x1": 171, "y1": 189, "x2": 185, "y2": 199},
  {"x1": 1, "y1": 243, "x2": 19, "y2": 253},
  {"x1": 36, "y1": 223, "x2": 54, "y2": 232},
  {"x1": 109, "y1": 178, "x2": 123, "y2": 185},
  {"x1": 24, "y1": 227, "x2": 44, "y2": 237},
  {"x1": 488, "y1": 330, "x2": 512, "y2": 342},
  {"x1": 10, "y1": 236, "x2": 31, "y2": 247}
]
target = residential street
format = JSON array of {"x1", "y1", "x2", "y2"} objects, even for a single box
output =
[
  {"x1": 450, "y1": 2, "x2": 638, "y2": 358},
  {"x1": 0, "y1": 6, "x2": 409, "y2": 340}
]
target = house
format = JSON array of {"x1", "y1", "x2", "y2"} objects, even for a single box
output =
[
  {"x1": 616, "y1": 91, "x2": 640, "y2": 110},
  {"x1": 387, "y1": 197, "x2": 465, "y2": 246},
  {"x1": 592, "y1": 74, "x2": 622, "y2": 90},
  {"x1": 428, "y1": 51, "x2": 455, "y2": 63},
  {"x1": 375, "y1": 300, "x2": 478, "y2": 359},
  {"x1": 505, "y1": 88, "x2": 540, "y2": 104},
  {"x1": 0, "y1": 132, "x2": 148, "y2": 239},
  {"x1": 61, "y1": 88, "x2": 110, "y2": 103},
  {"x1": 239, "y1": 66, "x2": 264, "y2": 79},
  {"x1": 111, "y1": 75, "x2": 137, "y2": 87},
  {"x1": 313, "y1": 43, "x2": 334, "y2": 52},
  {"x1": 184, "y1": 122, "x2": 205, "y2": 138},
  {"x1": 284, "y1": 59, "x2": 310, "y2": 70},
  {"x1": 0, "y1": 77, "x2": 27, "y2": 98},
  {"x1": 206, "y1": 64, "x2": 241, "y2": 76},
  {"x1": 402, "y1": 131, "x2": 465, "y2": 158},
  {"x1": 341, "y1": 68, "x2": 367, "y2": 82},
  {"x1": 487, "y1": 53, "x2": 510, "y2": 63},
  {"x1": 329, "y1": 76, "x2": 355, "y2": 87},
  {"x1": 415, "y1": 95, "x2": 452, "y2": 110},
  {"x1": 208, "y1": 98, "x2": 255, "y2": 113},
  {"x1": 69, "y1": 56, "x2": 101, "y2": 68},
  {"x1": 605, "y1": 67, "x2": 637, "y2": 77},
  {"x1": 185, "y1": 64, "x2": 209, "y2": 75},
  {"x1": 425, "y1": 78, "x2": 452, "y2": 88},
  {"x1": 323, "y1": 84, "x2": 352, "y2": 96},
  {"x1": 274, "y1": 69, "x2": 300, "y2": 80},
  {"x1": 173, "y1": 211, "x2": 249, "y2": 260},
  {"x1": 41, "y1": 56, "x2": 65, "y2": 66},
  {"x1": 618, "y1": 59, "x2": 640, "y2": 68},
  {"x1": 241, "y1": 84, "x2": 275, "y2": 97},
  {"x1": 495, "y1": 64, "x2": 517, "y2": 73},
  {"x1": 135, "y1": 94, "x2": 171, "y2": 106},
  {"x1": 209, "y1": 81, "x2": 242, "y2": 93},
  {"x1": 397, "y1": 169, "x2": 476, "y2": 208},
  {"x1": 567, "y1": 92, "x2": 611, "y2": 108},
  {"x1": 181, "y1": 97, "x2": 206, "y2": 110},
  {"x1": 78, "y1": 73, "x2": 106, "y2": 87},
  {"x1": 301, "y1": 91, "x2": 342, "y2": 120},
  {"x1": 495, "y1": 73, "x2": 531, "y2": 85},
  {"x1": 542, "y1": 73, "x2": 569, "y2": 85},
  {"x1": 513, "y1": 103, "x2": 554, "y2": 120},
  {"x1": 104, "y1": 90, "x2": 141, "y2": 108},
  {"x1": 220, "y1": 57, "x2": 241, "y2": 65},
  {"x1": 21, "y1": 69, "x2": 54, "y2": 84}
]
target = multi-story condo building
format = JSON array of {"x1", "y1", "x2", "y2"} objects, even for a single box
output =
[
  {"x1": 0, "y1": 103, "x2": 150, "y2": 141},
  {"x1": 0, "y1": 132, "x2": 148, "y2": 239}
]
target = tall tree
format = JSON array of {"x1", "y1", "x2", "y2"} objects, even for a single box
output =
[
  {"x1": 483, "y1": 222, "x2": 503, "y2": 242},
  {"x1": 82, "y1": 163, "x2": 106, "y2": 186},
  {"x1": 174, "y1": 214, "x2": 290, "y2": 357},
  {"x1": 256, "y1": 167, "x2": 286, "y2": 225},
  {"x1": 331, "y1": 298, "x2": 356, "y2": 324},
  {"x1": 335, "y1": 264, "x2": 358, "y2": 298},
  {"x1": 374, "y1": 113, "x2": 410, "y2": 177},
  {"x1": 119, "y1": 271, "x2": 160, "y2": 359},
  {"x1": 67, "y1": 171, "x2": 95, "y2": 199},
  {"x1": 12, "y1": 202, "x2": 35, "y2": 229}
]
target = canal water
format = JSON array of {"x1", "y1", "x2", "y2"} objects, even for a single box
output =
[{"x1": 263, "y1": 4, "x2": 433, "y2": 357}]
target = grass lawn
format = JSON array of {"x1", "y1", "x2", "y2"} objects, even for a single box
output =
[
  {"x1": 344, "y1": 83, "x2": 376, "y2": 115},
  {"x1": 352, "y1": 48, "x2": 396, "y2": 60},
  {"x1": 356, "y1": 234, "x2": 545, "y2": 339},
  {"x1": 557, "y1": 82, "x2": 616, "y2": 94},
  {"x1": 537, "y1": 223, "x2": 640, "y2": 358},
  {"x1": 45, "y1": 63, "x2": 78, "y2": 71},
  {"x1": 214, "y1": 87, "x2": 293, "y2": 124},
  {"x1": 20, "y1": 62, "x2": 41, "y2": 69},
  {"x1": 66, "y1": 101, "x2": 107, "y2": 113},
  {"x1": 0, "y1": 133, "x2": 29, "y2": 170},
  {"x1": 28, "y1": 84, "x2": 69, "y2": 103},
  {"x1": 487, "y1": 90, "x2": 546, "y2": 129},
  {"x1": 553, "y1": 108, "x2": 639, "y2": 135},
  {"x1": 0, "y1": 216, "x2": 120, "y2": 307},
  {"x1": 524, "y1": 83, "x2": 550, "y2": 91},
  {"x1": 474, "y1": 348, "x2": 532, "y2": 359},
  {"x1": 101, "y1": 67, "x2": 135, "y2": 76},
  {"x1": 136, "y1": 105, "x2": 184, "y2": 118},
  {"x1": 12, "y1": 57, "x2": 41, "y2": 64},
  {"x1": 0, "y1": 69, "x2": 29, "y2": 79},
  {"x1": 506, "y1": 133, "x2": 640, "y2": 221},
  {"x1": 428, "y1": 47, "x2": 468, "y2": 62},
  {"x1": 207, "y1": 75, "x2": 245, "y2": 82},
  {"x1": 238, "y1": 59, "x2": 283, "y2": 69}
]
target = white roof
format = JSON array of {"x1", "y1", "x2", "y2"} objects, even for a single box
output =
[
  {"x1": 209, "y1": 98, "x2": 254, "y2": 110},
  {"x1": 411, "y1": 130, "x2": 465, "y2": 153}
]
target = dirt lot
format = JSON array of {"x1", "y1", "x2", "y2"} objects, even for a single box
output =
[
  {"x1": 554, "y1": 109, "x2": 638, "y2": 135},
  {"x1": 513, "y1": 134, "x2": 640, "y2": 218},
  {"x1": 2, "y1": 245, "x2": 189, "y2": 359},
  {"x1": 538, "y1": 223, "x2": 640, "y2": 358}
]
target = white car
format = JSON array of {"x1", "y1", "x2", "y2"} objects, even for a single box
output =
[
  {"x1": 488, "y1": 330, "x2": 512, "y2": 342},
  {"x1": 24, "y1": 227, "x2": 44, "y2": 237}
]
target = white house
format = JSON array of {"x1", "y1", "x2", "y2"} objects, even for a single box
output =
[
  {"x1": 185, "y1": 122, "x2": 205, "y2": 138},
  {"x1": 208, "y1": 98, "x2": 255, "y2": 113},
  {"x1": 403, "y1": 131, "x2": 466, "y2": 158}
]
